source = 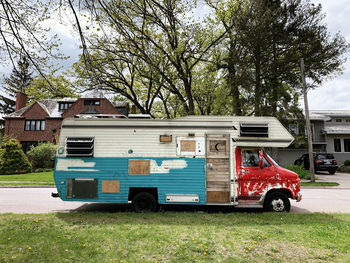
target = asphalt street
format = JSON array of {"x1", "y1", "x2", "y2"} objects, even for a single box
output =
[{"x1": 0, "y1": 187, "x2": 350, "y2": 214}]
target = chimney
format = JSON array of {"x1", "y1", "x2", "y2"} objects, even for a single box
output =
[
  {"x1": 15, "y1": 92, "x2": 27, "y2": 111},
  {"x1": 131, "y1": 105, "x2": 136, "y2": 114}
]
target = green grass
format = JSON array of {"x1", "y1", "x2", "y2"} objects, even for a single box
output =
[
  {"x1": 0, "y1": 182, "x2": 55, "y2": 186},
  {"x1": 0, "y1": 171, "x2": 54, "y2": 186},
  {"x1": 0, "y1": 213, "x2": 350, "y2": 262},
  {"x1": 301, "y1": 182, "x2": 339, "y2": 187}
]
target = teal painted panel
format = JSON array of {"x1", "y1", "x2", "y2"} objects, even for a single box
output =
[{"x1": 54, "y1": 157, "x2": 206, "y2": 205}]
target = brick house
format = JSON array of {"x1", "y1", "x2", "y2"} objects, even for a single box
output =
[{"x1": 4, "y1": 91, "x2": 128, "y2": 152}]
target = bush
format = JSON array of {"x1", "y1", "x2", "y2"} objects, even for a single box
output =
[
  {"x1": 0, "y1": 139, "x2": 31, "y2": 174},
  {"x1": 344, "y1": 160, "x2": 350, "y2": 166},
  {"x1": 283, "y1": 164, "x2": 311, "y2": 180},
  {"x1": 27, "y1": 143, "x2": 57, "y2": 170}
]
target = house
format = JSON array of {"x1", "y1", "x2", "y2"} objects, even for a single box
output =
[
  {"x1": 310, "y1": 110, "x2": 350, "y2": 156},
  {"x1": 4, "y1": 90, "x2": 128, "y2": 152},
  {"x1": 278, "y1": 110, "x2": 350, "y2": 165}
]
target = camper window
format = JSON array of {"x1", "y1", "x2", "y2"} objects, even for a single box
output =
[{"x1": 66, "y1": 137, "x2": 94, "y2": 157}]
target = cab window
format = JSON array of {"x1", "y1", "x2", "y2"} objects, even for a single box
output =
[
  {"x1": 242, "y1": 150, "x2": 259, "y2": 167},
  {"x1": 242, "y1": 150, "x2": 271, "y2": 167}
]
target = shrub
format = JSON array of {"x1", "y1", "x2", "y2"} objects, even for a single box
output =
[
  {"x1": 27, "y1": 143, "x2": 57, "y2": 170},
  {"x1": 283, "y1": 164, "x2": 310, "y2": 180},
  {"x1": 344, "y1": 160, "x2": 350, "y2": 166},
  {"x1": 0, "y1": 139, "x2": 31, "y2": 174}
]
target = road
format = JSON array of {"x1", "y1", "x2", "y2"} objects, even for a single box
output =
[{"x1": 0, "y1": 187, "x2": 350, "y2": 213}]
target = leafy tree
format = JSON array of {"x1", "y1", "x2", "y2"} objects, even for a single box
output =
[
  {"x1": 26, "y1": 75, "x2": 79, "y2": 102},
  {"x1": 0, "y1": 0, "x2": 65, "y2": 78},
  {"x1": 0, "y1": 139, "x2": 31, "y2": 174},
  {"x1": 73, "y1": 0, "x2": 228, "y2": 115},
  {"x1": 207, "y1": 0, "x2": 349, "y2": 117}
]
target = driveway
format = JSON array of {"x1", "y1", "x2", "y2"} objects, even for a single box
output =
[{"x1": 306, "y1": 171, "x2": 350, "y2": 188}]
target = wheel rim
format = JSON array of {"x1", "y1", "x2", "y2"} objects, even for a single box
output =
[{"x1": 271, "y1": 198, "x2": 285, "y2": 212}]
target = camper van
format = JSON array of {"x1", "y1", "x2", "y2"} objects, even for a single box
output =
[{"x1": 53, "y1": 116, "x2": 302, "y2": 212}]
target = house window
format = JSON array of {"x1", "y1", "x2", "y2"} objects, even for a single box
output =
[
  {"x1": 24, "y1": 120, "x2": 46, "y2": 131},
  {"x1": 346, "y1": 119, "x2": 350, "y2": 123},
  {"x1": 58, "y1": 102, "x2": 73, "y2": 111},
  {"x1": 336, "y1": 119, "x2": 342, "y2": 122},
  {"x1": 21, "y1": 141, "x2": 40, "y2": 153},
  {"x1": 344, "y1": 139, "x2": 350, "y2": 152},
  {"x1": 334, "y1": 138, "x2": 341, "y2": 152},
  {"x1": 288, "y1": 124, "x2": 299, "y2": 135},
  {"x1": 84, "y1": 99, "x2": 100, "y2": 106},
  {"x1": 66, "y1": 137, "x2": 94, "y2": 157}
]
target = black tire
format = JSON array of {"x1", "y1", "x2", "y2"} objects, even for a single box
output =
[
  {"x1": 264, "y1": 192, "x2": 290, "y2": 212},
  {"x1": 132, "y1": 192, "x2": 158, "y2": 212},
  {"x1": 328, "y1": 168, "x2": 336, "y2": 175}
]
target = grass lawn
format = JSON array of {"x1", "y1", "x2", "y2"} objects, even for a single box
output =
[
  {"x1": 301, "y1": 182, "x2": 339, "y2": 187},
  {"x1": 0, "y1": 213, "x2": 350, "y2": 263},
  {"x1": 0, "y1": 171, "x2": 54, "y2": 186}
]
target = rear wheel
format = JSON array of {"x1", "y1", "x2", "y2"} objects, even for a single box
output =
[
  {"x1": 328, "y1": 168, "x2": 336, "y2": 175},
  {"x1": 132, "y1": 192, "x2": 158, "y2": 212},
  {"x1": 264, "y1": 192, "x2": 290, "y2": 212}
]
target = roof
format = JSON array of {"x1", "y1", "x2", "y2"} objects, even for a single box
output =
[
  {"x1": 4, "y1": 96, "x2": 128, "y2": 119},
  {"x1": 5, "y1": 99, "x2": 58, "y2": 118},
  {"x1": 311, "y1": 110, "x2": 350, "y2": 118},
  {"x1": 309, "y1": 113, "x2": 331, "y2": 121},
  {"x1": 323, "y1": 124, "x2": 350, "y2": 134}
]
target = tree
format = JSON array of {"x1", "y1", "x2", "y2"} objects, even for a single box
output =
[
  {"x1": 26, "y1": 75, "x2": 79, "y2": 102},
  {"x1": 207, "y1": 0, "x2": 349, "y2": 117},
  {"x1": 72, "y1": 0, "x2": 228, "y2": 115},
  {"x1": 0, "y1": 0, "x2": 65, "y2": 78},
  {"x1": 0, "y1": 55, "x2": 33, "y2": 115}
]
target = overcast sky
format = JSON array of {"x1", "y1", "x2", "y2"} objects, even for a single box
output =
[{"x1": 307, "y1": 0, "x2": 350, "y2": 110}]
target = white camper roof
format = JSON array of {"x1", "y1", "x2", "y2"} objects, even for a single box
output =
[{"x1": 61, "y1": 116, "x2": 294, "y2": 148}]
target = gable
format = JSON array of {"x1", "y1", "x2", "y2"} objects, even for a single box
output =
[
  {"x1": 22, "y1": 102, "x2": 49, "y2": 119},
  {"x1": 62, "y1": 98, "x2": 120, "y2": 118}
]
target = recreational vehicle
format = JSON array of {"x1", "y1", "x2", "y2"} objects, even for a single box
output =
[{"x1": 53, "y1": 116, "x2": 302, "y2": 212}]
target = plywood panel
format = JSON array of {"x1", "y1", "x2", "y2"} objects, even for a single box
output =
[
  {"x1": 160, "y1": 135, "x2": 172, "y2": 143},
  {"x1": 102, "y1": 180, "x2": 120, "y2": 193},
  {"x1": 180, "y1": 140, "x2": 196, "y2": 152},
  {"x1": 207, "y1": 191, "x2": 230, "y2": 203},
  {"x1": 206, "y1": 134, "x2": 229, "y2": 158},
  {"x1": 129, "y1": 160, "x2": 150, "y2": 175}
]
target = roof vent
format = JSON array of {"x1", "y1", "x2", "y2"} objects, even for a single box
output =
[{"x1": 240, "y1": 123, "x2": 268, "y2": 137}]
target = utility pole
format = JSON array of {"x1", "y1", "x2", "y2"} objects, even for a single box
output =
[{"x1": 300, "y1": 58, "x2": 315, "y2": 182}]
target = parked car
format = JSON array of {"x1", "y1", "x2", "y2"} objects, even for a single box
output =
[{"x1": 294, "y1": 153, "x2": 338, "y2": 174}]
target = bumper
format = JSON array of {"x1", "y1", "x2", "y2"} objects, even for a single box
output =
[
  {"x1": 315, "y1": 165, "x2": 338, "y2": 171},
  {"x1": 296, "y1": 192, "x2": 302, "y2": 202}
]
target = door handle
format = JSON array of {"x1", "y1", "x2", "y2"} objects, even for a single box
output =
[{"x1": 241, "y1": 169, "x2": 250, "y2": 175}]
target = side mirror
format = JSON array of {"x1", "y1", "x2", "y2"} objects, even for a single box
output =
[{"x1": 258, "y1": 150, "x2": 264, "y2": 169}]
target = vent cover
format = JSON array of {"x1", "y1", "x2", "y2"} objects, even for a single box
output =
[
  {"x1": 66, "y1": 137, "x2": 94, "y2": 157},
  {"x1": 240, "y1": 123, "x2": 268, "y2": 137}
]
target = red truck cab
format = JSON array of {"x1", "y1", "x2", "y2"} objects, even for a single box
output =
[{"x1": 236, "y1": 147, "x2": 302, "y2": 212}]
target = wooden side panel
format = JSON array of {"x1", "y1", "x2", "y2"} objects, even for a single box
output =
[
  {"x1": 206, "y1": 158, "x2": 230, "y2": 191},
  {"x1": 207, "y1": 191, "x2": 230, "y2": 203},
  {"x1": 206, "y1": 134, "x2": 229, "y2": 158},
  {"x1": 180, "y1": 140, "x2": 196, "y2": 152},
  {"x1": 128, "y1": 160, "x2": 150, "y2": 175},
  {"x1": 102, "y1": 180, "x2": 120, "y2": 193}
]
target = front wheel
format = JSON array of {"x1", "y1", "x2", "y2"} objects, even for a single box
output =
[
  {"x1": 264, "y1": 192, "x2": 290, "y2": 212},
  {"x1": 132, "y1": 192, "x2": 158, "y2": 213},
  {"x1": 328, "y1": 168, "x2": 336, "y2": 175}
]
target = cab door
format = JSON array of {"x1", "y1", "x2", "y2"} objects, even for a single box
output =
[{"x1": 236, "y1": 148, "x2": 277, "y2": 200}]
